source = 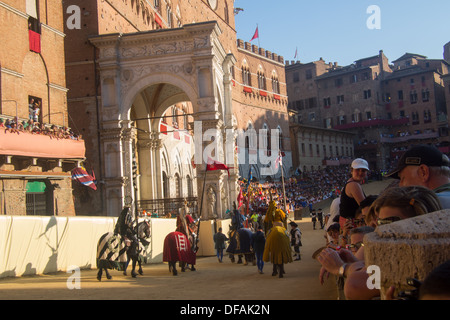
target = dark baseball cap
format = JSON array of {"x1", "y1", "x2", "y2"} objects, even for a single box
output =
[{"x1": 386, "y1": 145, "x2": 450, "y2": 179}]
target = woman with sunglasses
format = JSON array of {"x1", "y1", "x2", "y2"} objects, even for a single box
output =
[{"x1": 371, "y1": 185, "x2": 442, "y2": 226}]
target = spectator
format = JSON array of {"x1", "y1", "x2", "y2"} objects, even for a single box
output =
[
  {"x1": 28, "y1": 98, "x2": 35, "y2": 120},
  {"x1": 343, "y1": 185, "x2": 442, "y2": 300},
  {"x1": 419, "y1": 260, "x2": 450, "y2": 300},
  {"x1": 339, "y1": 159, "x2": 369, "y2": 229},
  {"x1": 386, "y1": 145, "x2": 450, "y2": 209}
]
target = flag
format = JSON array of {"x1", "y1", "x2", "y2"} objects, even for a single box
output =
[
  {"x1": 250, "y1": 26, "x2": 259, "y2": 41},
  {"x1": 275, "y1": 153, "x2": 283, "y2": 170},
  {"x1": 71, "y1": 167, "x2": 97, "y2": 190},
  {"x1": 206, "y1": 157, "x2": 230, "y2": 176},
  {"x1": 294, "y1": 47, "x2": 298, "y2": 59},
  {"x1": 237, "y1": 188, "x2": 244, "y2": 208}
]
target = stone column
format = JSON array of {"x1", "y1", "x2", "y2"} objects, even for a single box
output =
[
  {"x1": 194, "y1": 110, "x2": 226, "y2": 220},
  {"x1": 364, "y1": 209, "x2": 450, "y2": 299},
  {"x1": 150, "y1": 132, "x2": 163, "y2": 200}
]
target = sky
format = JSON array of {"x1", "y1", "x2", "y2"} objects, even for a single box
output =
[{"x1": 234, "y1": 0, "x2": 450, "y2": 66}]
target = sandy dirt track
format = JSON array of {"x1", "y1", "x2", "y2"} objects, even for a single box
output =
[{"x1": 0, "y1": 180, "x2": 392, "y2": 301}]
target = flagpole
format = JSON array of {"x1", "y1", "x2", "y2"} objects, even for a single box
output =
[
  {"x1": 198, "y1": 164, "x2": 208, "y2": 221},
  {"x1": 257, "y1": 24, "x2": 260, "y2": 48},
  {"x1": 280, "y1": 151, "x2": 287, "y2": 217}
]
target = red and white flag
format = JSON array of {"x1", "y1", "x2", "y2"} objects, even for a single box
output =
[
  {"x1": 71, "y1": 167, "x2": 97, "y2": 190},
  {"x1": 206, "y1": 157, "x2": 231, "y2": 176},
  {"x1": 275, "y1": 153, "x2": 283, "y2": 170}
]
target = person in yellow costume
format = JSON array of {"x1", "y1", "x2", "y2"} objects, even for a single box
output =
[{"x1": 263, "y1": 201, "x2": 293, "y2": 278}]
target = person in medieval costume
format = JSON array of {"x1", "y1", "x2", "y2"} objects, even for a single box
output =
[
  {"x1": 114, "y1": 206, "x2": 137, "y2": 244},
  {"x1": 263, "y1": 203, "x2": 292, "y2": 278},
  {"x1": 113, "y1": 206, "x2": 139, "y2": 268}
]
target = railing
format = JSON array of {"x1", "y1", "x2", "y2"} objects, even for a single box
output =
[
  {"x1": 138, "y1": 197, "x2": 198, "y2": 218},
  {"x1": 333, "y1": 117, "x2": 409, "y2": 130},
  {"x1": 380, "y1": 131, "x2": 439, "y2": 143}
]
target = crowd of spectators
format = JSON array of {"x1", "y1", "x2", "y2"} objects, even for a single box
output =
[
  {"x1": 315, "y1": 145, "x2": 450, "y2": 300},
  {"x1": 0, "y1": 116, "x2": 82, "y2": 141}
]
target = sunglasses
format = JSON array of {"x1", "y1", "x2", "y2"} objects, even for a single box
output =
[
  {"x1": 377, "y1": 216, "x2": 402, "y2": 226},
  {"x1": 353, "y1": 219, "x2": 366, "y2": 226},
  {"x1": 346, "y1": 242, "x2": 364, "y2": 251}
]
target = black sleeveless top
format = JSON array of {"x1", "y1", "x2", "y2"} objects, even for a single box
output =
[{"x1": 339, "y1": 181, "x2": 365, "y2": 219}]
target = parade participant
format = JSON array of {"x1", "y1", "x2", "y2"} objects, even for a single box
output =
[
  {"x1": 114, "y1": 206, "x2": 137, "y2": 245},
  {"x1": 251, "y1": 226, "x2": 266, "y2": 274},
  {"x1": 289, "y1": 222, "x2": 302, "y2": 261},
  {"x1": 317, "y1": 208, "x2": 324, "y2": 229},
  {"x1": 213, "y1": 227, "x2": 229, "y2": 263},
  {"x1": 310, "y1": 209, "x2": 317, "y2": 230},
  {"x1": 263, "y1": 206, "x2": 292, "y2": 278},
  {"x1": 339, "y1": 158, "x2": 369, "y2": 228}
]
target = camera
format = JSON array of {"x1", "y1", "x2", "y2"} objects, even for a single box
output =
[{"x1": 397, "y1": 278, "x2": 422, "y2": 300}]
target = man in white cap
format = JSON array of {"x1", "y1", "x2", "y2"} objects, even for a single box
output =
[{"x1": 386, "y1": 145, "x2": 450, "y2": 209}]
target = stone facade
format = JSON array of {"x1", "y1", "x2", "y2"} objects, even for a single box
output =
[
  {"x1": 63, "y1": 0, "x2": 290, "y2": 216},
  {"x1": 0, "y1": 0, "x2": 83, "y2": 216},
  {"x1": 286, "y1": 50, "x2": 449, "y2": 172}
]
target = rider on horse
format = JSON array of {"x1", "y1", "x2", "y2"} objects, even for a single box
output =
[{"x1": 114, "y1": 206, "x2": 138, "y2": 252}]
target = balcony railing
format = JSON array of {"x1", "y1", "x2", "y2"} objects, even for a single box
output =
[
  {"x1": 138, "y1": 197, "x2": 198, "y2": 218},
  {"x1": 380, "y1": 131, "x2": 439, "y2": 143},
  {"x1": 333, "y1": 117, "x2": 409, "y2": 130},
  {"x1": 0, "y1": 128, "x2": 85, "y2": 159}
]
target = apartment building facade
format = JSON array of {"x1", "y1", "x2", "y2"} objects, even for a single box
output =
[{"x1": 286, "y1": 50, "x2": 449, "y2": 172}]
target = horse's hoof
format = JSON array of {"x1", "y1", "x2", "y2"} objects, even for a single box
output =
[
  {"x1": 173, "y1": 270, "x2": 178, "y2": 276},
  {"x1": 131, "y1": 271, "x2": 137, "y2": 278},
  {"x1": 191, "y1": 266, "x2": 196, "y2": 271},
  {"x1": 106, "y1": 274, "x2": 112, "y2": 280},
  {"x1": 139, "y1": 270, "x2": 143, "y2": 275},
  {"x1": 97, "y1": 275, "x2": 102, "y2": 281}
]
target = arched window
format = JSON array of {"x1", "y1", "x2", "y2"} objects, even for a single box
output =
[
  {"x1": 187, "y1": 175, "x2": 193, "y2": 197},
  {"x1": 242, "y1": 66, "x2": 251, "y2": 86},
  {"x1": 175, "y1": 173, "x2": 181, "y2": 198},
  {"x1": 224, "y1": 1, "x2": 229, "y2": 24},
  {"x1": 163, "y1": 172, "x2": 169, "y2": 198}
]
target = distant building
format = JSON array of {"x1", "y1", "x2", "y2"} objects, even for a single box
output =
[{"x1": 286, "y1": 50, "x2": 449, "y2": 172}]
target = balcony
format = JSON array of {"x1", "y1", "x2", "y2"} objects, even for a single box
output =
[
  {"x1": 380, "y1": 131, "x2": 439, "y2": 143},
  {"x1": 333, "y1": 118, "x2": 409, "y2": 130},
  {"x1": 0, "y1": 128, "x2": 85, "y2": 159}
]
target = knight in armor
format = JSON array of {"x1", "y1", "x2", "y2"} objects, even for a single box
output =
[{"x1": 114, "y1": 207, "x2": 136, "y2": 239}]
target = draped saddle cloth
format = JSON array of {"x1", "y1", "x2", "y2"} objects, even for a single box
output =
[{"x1": 163, "y1": 231, "x2": 196, "y2": 265}]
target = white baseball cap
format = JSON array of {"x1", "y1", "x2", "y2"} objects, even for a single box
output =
[{"x1": 351, "y1": 158, "x2": 369, "y2": 171}]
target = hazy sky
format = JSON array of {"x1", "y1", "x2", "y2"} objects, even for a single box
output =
[{"x1": 234, "y1": 0, "x2": 450, "y2": 66}]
